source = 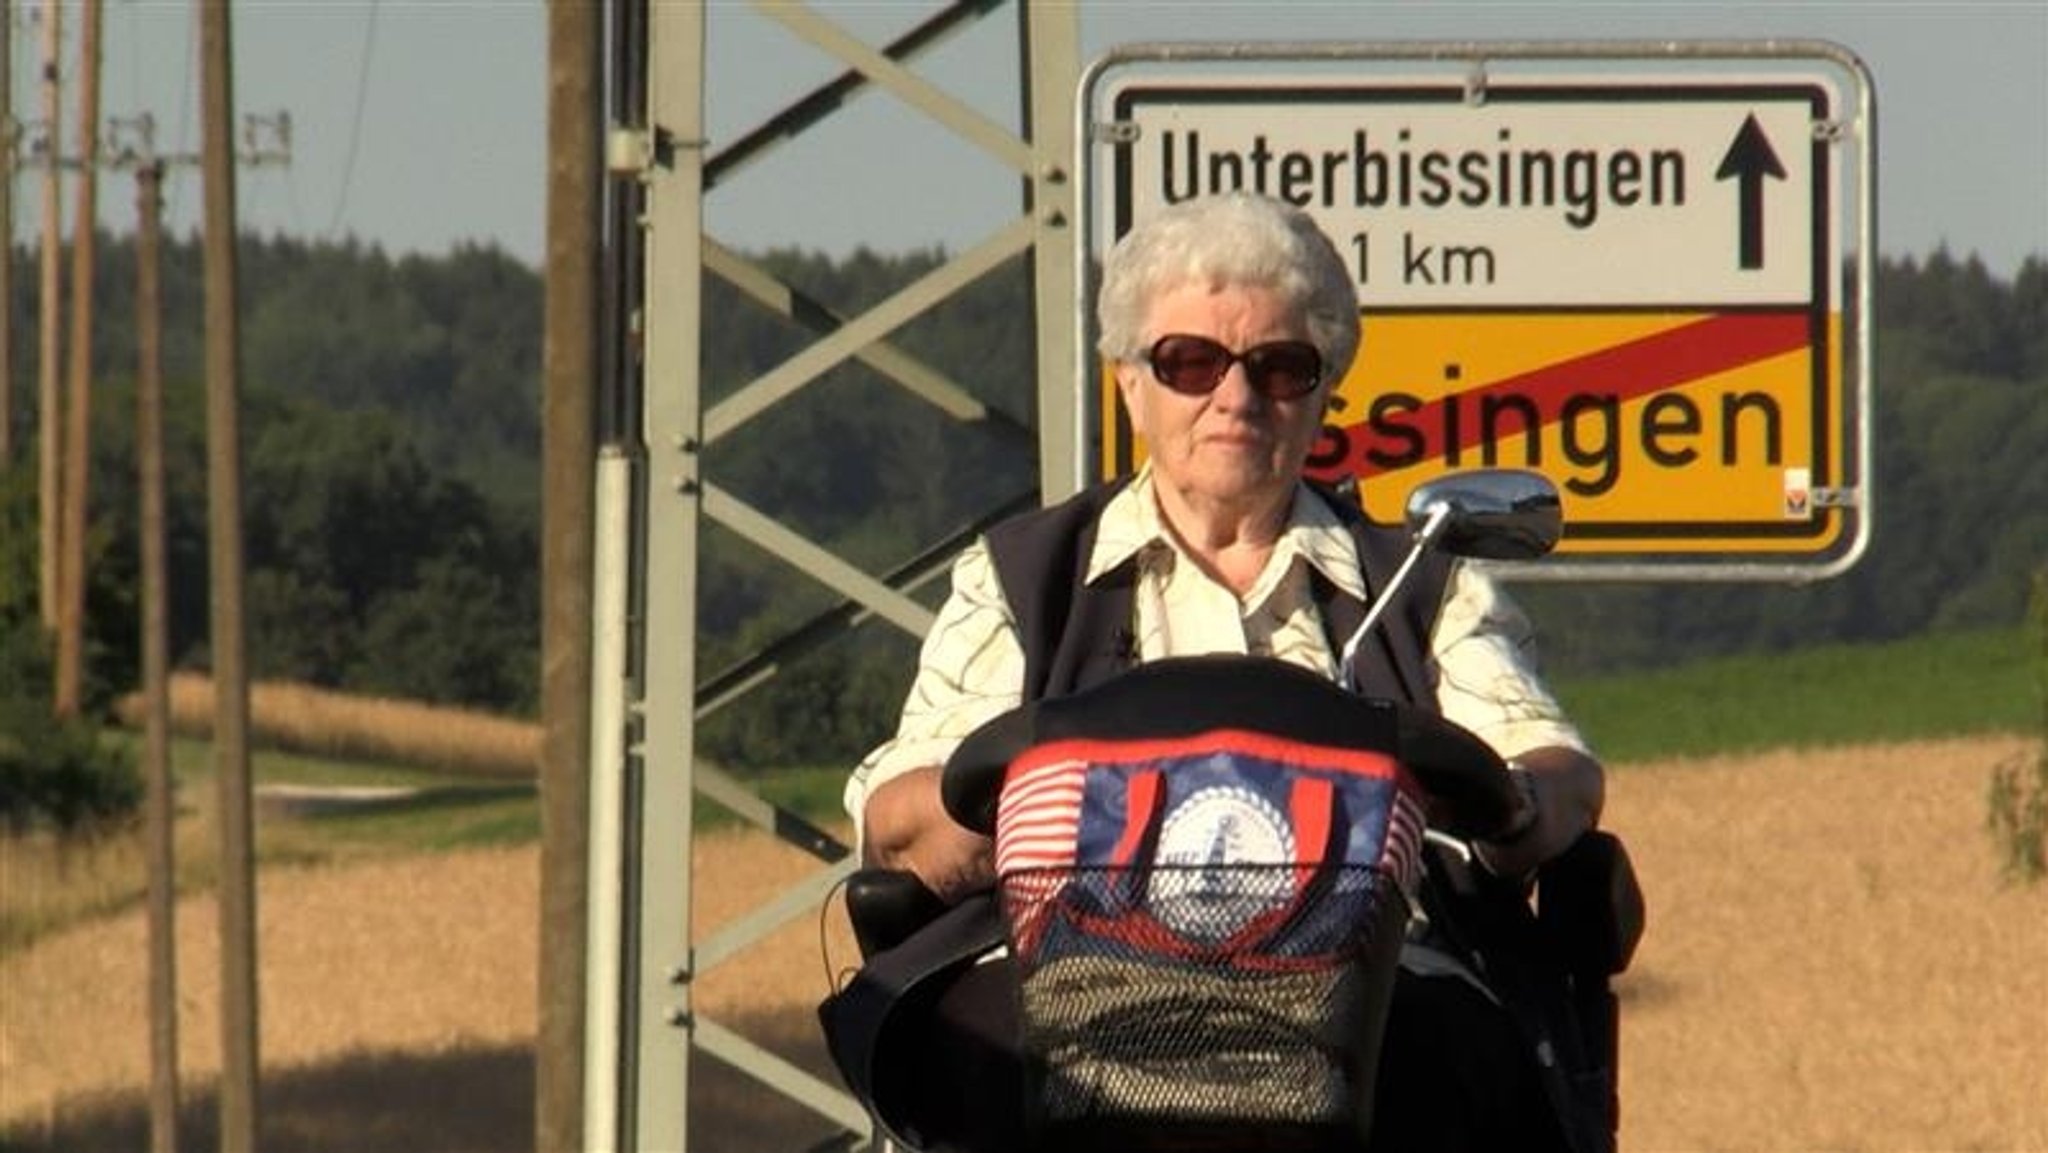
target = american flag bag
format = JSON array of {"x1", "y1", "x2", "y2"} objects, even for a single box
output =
[
  {"x1": 940, "y1": 655, "x2": 1508, "y2": 1140},
  {"x1": 995, "y1": 725, "x2": 1424, "y2": 967}
]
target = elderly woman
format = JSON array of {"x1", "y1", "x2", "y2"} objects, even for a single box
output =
[{"x1": 844, "y1": 192, "x2": 1603, "y2": 1153}]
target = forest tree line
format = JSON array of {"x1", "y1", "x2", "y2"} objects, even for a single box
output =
[{"x1": 0, "y1": 232, "x2": 2041, "y2": 779}]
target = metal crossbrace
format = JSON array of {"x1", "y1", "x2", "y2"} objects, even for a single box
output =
[
  {"x1": 703, "y1": 238, "x2": 1035, "y2": 431},
  {"x1": 699, "y1": 481, "x2": 938, "y2": 639},
  {"x1": 753, "y1": 1, "x2": 1035, "y2": 173},
  {"x1": 694, "y1": 487, "x2": 1043, "y2": 720},
  {"x1": 690, "y1": 834, "x2": 858, "y2": 972},
  {"x1": 695, "y1": 1014, "x2": 875, "y2": 1134},
  {"x1": 705, "y1": 1, "x2": 1005, "y2": 190},
  {"x1": 701, "y1": 215, "x2": 1036, "y2": 444},
  {"x1": 696, "y1": 760, "x2": 851, "y2": 865}
]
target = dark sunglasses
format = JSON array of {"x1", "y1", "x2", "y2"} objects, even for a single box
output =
[{"x1": 1144, "y1": 334, "x2": 1325, "y2": 400}]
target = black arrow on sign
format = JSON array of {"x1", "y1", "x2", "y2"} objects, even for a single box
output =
[{"x1": 1715, "y1": 113, "x2": 1788, "y2": 270}]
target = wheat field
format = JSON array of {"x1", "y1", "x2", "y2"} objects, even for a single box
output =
[
  {"x1": 2, "y1": 735, "x2": 2044, "y2": 1152},
  {"x1": 114, "y1": 673, "x2": 543, "y2": 779}
]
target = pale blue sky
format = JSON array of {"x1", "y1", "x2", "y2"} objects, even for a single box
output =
[{"x1": 20, "y1": 1, "x2": 2044, "y2": 278}]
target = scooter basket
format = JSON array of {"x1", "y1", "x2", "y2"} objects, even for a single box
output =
[{"x1": 1001, "y1": 862, "x2": 1410, "y2": 1152}]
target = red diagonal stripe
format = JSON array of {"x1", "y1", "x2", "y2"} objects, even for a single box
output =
[{"x1": 1343, "y1": 311, "x2": 1810, "y2": 463}]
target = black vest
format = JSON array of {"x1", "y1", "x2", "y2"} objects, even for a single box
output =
[{"x1": 983, "y1": 480, "x2": 1453, "y2": 710}]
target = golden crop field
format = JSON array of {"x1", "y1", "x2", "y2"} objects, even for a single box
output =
[
  {"x1": 115, "y1": 672, "x2": 543, "y2": 780},
  {"x1": 3, "y1": 735, "x2": 2044, "y2": 1152}
]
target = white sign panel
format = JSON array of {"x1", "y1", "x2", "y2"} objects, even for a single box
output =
[{"x1": 1113, "y1": 85, "x2": 1829, "y2": 306}]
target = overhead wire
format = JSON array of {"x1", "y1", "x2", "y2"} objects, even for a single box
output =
[
  {"x1": 4, "y1": 9, "x2": 18, "y2": 274},
  {"x1": 161, "y1": 0, "x2": 193, "y2": 230},
  {"x1": 325, "y1": 0, "x2": 379, "y2": 242}
]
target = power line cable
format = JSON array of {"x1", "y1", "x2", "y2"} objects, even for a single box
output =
[
  {"x1": 274, "y1": 158, "x2": 309, "y2": 235},
  {"x1": 162, "y1": 0, "x2": 193, "y2": 230},
  {"x1": 326, "y1": 0, "x2": 378, "y2": 240},
  {"x1": 122, "y1": 0, "x2": 138, "y2": 114}
]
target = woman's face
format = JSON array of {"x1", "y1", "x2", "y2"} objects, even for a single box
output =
[{"x1": 1116, "y1": 280, "x2": 1330, "y2": 519}]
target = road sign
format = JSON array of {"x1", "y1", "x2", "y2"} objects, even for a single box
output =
[{"x1": 1079, "y1": 43, "x2": 1874, "y2": 578}]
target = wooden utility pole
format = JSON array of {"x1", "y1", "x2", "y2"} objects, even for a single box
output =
[
  {"x1": 52, "y1": 0, "x2": 99, "y2": 717},
  {"x1": 200, "y1": 1, "x2": 258, "y2": 1148},
  {"x1": 104, "y1": 99, "x2": 276, "y2": 1153},
  {"x1": 134, "y1": 152, "x2": 180, "y2": 1153},
  {"x1": 538, "y1": 4, "x2": 601, "y2": 1148},
  {"x1": 35, "y1": 0, "x2": 60, "y2": 629}
]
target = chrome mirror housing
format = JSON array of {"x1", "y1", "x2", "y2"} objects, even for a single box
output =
[{"x1": 1403, "y1": 469, "x2": 1563, "y2": 561}]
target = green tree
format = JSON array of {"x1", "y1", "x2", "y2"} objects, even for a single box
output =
[
  {"x1": 352, "y1": 555, "x2": 538, "y2": 708},
  {"x1": 0, "y1": 465, "x2": 139, "y2": 830}
]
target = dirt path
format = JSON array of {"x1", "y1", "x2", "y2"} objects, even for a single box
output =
[{"x1": 4, "y1": 736, "x2": 2045, "y2": 1151}]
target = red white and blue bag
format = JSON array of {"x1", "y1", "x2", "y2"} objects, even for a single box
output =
[
  {"x1": 995, "y1": 724, "x2": 1425, "y2": 969},
  {"x1": 930, "y1": 654, "x2": 1512, "y2": 1139}
]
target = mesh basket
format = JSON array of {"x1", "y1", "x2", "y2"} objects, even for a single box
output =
[{"x1": 1000, "y1": 863, "x2": 1409, "y2": 1151}]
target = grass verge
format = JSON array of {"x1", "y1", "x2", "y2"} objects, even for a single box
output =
[
  {"x1": 1555, "y1": 625, "x2": 2033, "y2": 764},
  {"x1": 1, "y1": 734, "x2": 537, "y2": 955}
]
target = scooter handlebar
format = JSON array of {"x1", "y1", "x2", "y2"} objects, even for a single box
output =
[{"x1": 940, "y1": 655, "x2": 1519, "y2": 841}]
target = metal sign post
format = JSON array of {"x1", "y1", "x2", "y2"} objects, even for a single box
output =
[{"x1": 1079, "y1": 42, "x2": 1876, "y2": 580}]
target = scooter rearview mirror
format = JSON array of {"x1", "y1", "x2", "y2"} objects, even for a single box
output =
[
  {"x1": 1341, "y1": 469, "x2": 1562, "y2": 692},
  {"x1": 1403, "y1": 469, "x2": 1562, "y2": 561}
]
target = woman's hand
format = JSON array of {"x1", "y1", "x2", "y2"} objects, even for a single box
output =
[
  {"x1": 1472, "y1": 743, "x2": 1605, "y2": 881},
  {"x1": 861, "y1": 765, "x2": 996, "y2": 904}
]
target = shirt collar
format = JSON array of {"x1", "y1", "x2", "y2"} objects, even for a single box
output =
[{"x1": 1087, "y1": 464, "x2": 1371, "y2": 602}]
